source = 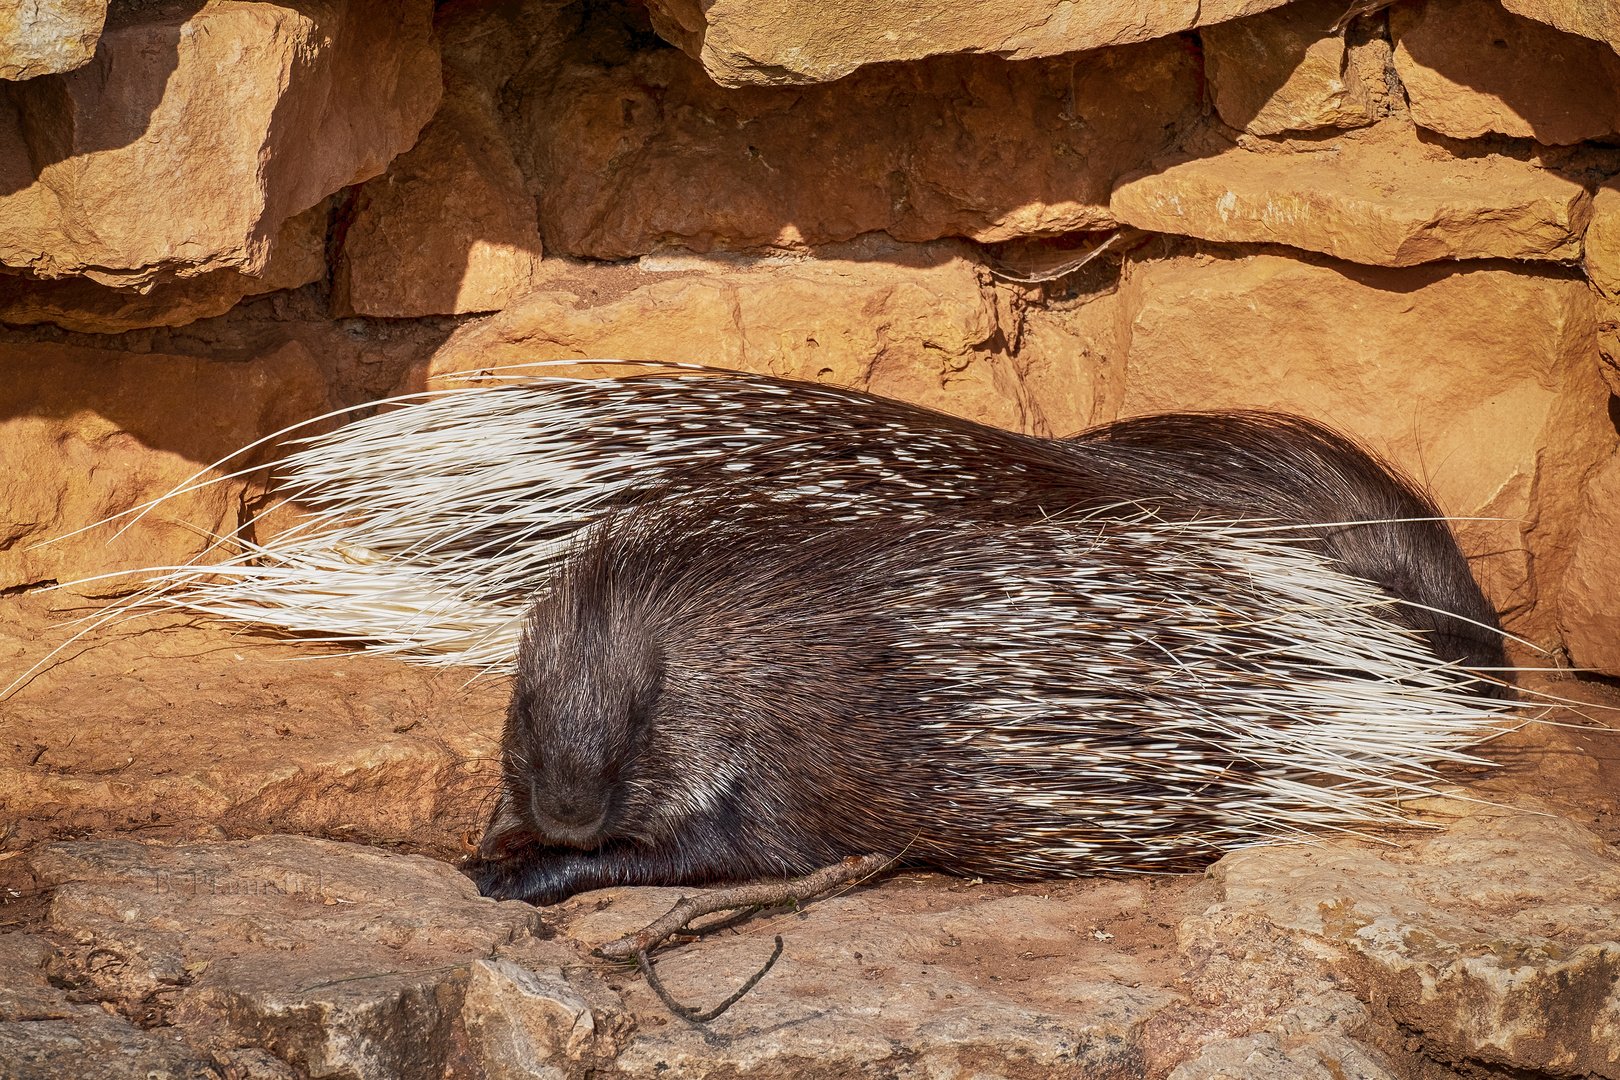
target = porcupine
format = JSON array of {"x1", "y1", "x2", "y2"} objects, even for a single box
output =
[
  {"x1": 50, "y1": 366, "x2": 1512, "y2": 899},
  {"x1": 464, "y1": 397, "x2": 1514, "y2": 906}
]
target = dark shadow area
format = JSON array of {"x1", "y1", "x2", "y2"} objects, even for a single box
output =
[
  {"x1": 488, "y1": 0, "x2": 1207, "y2": 268},
  {"x1": 0, "y1": 0, "x2": 206, "y2": 198}
]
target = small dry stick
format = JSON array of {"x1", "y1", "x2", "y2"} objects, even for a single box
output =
[
  {"x1": 597, "y1": 853, "x2": 897, "y2": 1022},
  {"x1": 1330, "y1": 1, "x2": 1396, "y2": 33},
  {"x1": 595, "y1": 853, "x2": 897, "y2": 961},
  {"x1": 638, "y1": 935, "x2": 785, "y2": 1023},
  {"x1": 985, "y1": 231, "x2": 1126, "y2": 285}
]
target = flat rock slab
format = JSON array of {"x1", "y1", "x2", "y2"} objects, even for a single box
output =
[
  {"x1": 1111, "y1": 122, "x2": 1590, "y2": 266},
  {"x1": 643, "y1": 0, "x2": 1293, "y2": 86},
  {"x1": 0, "y1": 598, "x2": 504, "y2": 856},
  {"x1": 556, "y1": 881, "x2": 1187, "y2": 1079},
  {"x1": 0, "y1": 1015, "x2": 218, "y2": 1080},
  {"x1": 1206, "y1": 811, "x2": 1620, "y2": 1077},
  {"x1": 27, "y1": 835, "x2": 557, "y2": 1080}
]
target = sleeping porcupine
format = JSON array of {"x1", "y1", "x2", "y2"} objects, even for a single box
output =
[{"x1": 466, "y1": 402, "x2": 1511, "y2": 906}]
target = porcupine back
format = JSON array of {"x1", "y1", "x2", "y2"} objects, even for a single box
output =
[
  {"x1": 127, "y1": 370, "x2": 1505, "y2": 683},
  {"x1": 509, "y1": 378, "x2": 1507, "y2": 682},
  {"x1": 595, "y1": 402, "x2": 1509, "y2": 685},
  {"x1": 470, "y1": 484, "x2": 1513, "y2": 907}
]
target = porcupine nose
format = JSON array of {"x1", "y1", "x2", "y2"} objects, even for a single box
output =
[{"x1": 532, "y1": 780, "x2": 609, "y2": 844}]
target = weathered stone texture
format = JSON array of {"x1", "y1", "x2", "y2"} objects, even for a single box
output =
[
  {"x1": 1209, "y1": 813, "x2": 1620, "y2": 1078},
  {"x1": 1393, "y1": 0, "x2": 1620, "y2": 145},
  {"x1": 1502, "y1": 0, "x2": 1620, "y2": 56},
  {"x1": 1588, "y1": 183, "x2": 1620, "y2": 299},
  {"x1": 0, "y1": 0, "x2": 107, "y2": 80},
  {"x1": 1105, "y1": 251, "x2": 1611, "y2": 643},
  {"x1": 28, "y1": 837, "x2": 557, "y2": 1080},
  {"x1": 1202, "y1": 0, "x2": 1378, "y2": 136},
  {"x1": 643, "y1": 0, "x2": 1292, "y2": 86},
  {"x1": 505, "y1": 5, "x2": 1203, "y2": 258},
  {"x1": 1561, "y1": 452, "x2": 1620, "y2": 676},
  {"x1": 333, "y1": 71, "x2": 542, "y2": 318},
  {"x1": 0, "y1": 0, "x2": 438, "y2": 292},
  {"x1": 0, "y1": 198, "x2": 330, "y2": 333},
  {"x1": 15, "y1": 814, "x2": 1616, "y2": 1079},
  {"x1": 1110, "y1": 123, "x2": 1591, "y2": 266},
  {"x1": 0, "y1": 341, "x2": 331, "y2": 594}
]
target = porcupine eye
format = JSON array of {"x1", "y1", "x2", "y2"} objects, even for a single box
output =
[{"x1": 509, "y1": 620, "x2": 665, "y2": 849}]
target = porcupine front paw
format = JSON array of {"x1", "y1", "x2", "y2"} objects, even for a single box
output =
[
  {"x1": 461, "y1": 852, "x2": 566, "y2": 905},
  {"x1": 463, "y1": 846, "x2": 657, "y2": 906}
]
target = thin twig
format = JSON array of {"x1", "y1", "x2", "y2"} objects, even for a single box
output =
[
  {"x1": 638, "y1": 935, "x2": 784, "y2": 1023},
  {"x1": 1330, "y1": 1, "x2": 1396, "y2": 33},
  {"x1": 985, "y1": 231, "x2": 1125, "y2": 284},
  {"x1": 595, "y1": 853, "x2": 896, "y2": 960}
]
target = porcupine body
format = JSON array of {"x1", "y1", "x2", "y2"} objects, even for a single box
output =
[
  {"x1": 67, "y1": 365, "x2": 1510, "y2": 901},
  {"x1": 465, "y1": 394, "x2": 1513, "y2": 906}
]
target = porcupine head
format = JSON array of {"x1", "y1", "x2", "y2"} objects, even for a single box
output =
[
  {"x1": 481, "y1": 575, "x2": 673, "y2": 857},
  {"x1": 476, "y1": 507, "x2": 915, "y2": 883}
]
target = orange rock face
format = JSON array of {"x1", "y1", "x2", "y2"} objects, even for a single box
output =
[
  {"x1": 332, "y1": 72, "x2": 543, "y2": 319},
  {"x1": 644, "y1": 0, "x2": 1292, "y2": 86},
  {"x1": 1500, "y1": 0, "x2": 1620, "y2": 55},
  {"x1": 505, "y1": 6, "x2": 1204, "y2": 258},
  {"x1": 1202, "y1": 0, "x2": 1378, "y2": 136},
  {"x1": 1110, "y1": 122, "x2": 1591, "y2": 266},
  {"x1": 1588, "y1": 184, "x2": 1620, "y2": 300},
  {"x1": 419, "y1": 236, "x2": 1041, "y2": 434},
  {"x1": 0, "y1": 0, "x2": 106, "y2": 79},
  {"x1": 0, "y1": 340, "x2": 332, "y2": 595},
  {"x1": 1393, "y1": 0, "x2": 1620, "y2": 145},
  {"x1": 0, "y1": 0, "x2": 1615, "y2": 676},
  {"x1": 0, "y1": 0, "x2": 438, "y2": 292},
  {"x1": 1101, "y1": 251, "x2": 1612, "y2": 644},
  {"x1": 0, "y1": 199, "x2": 330, "y2": 333},
  {"x1": 1561, "y1": 452, "x2": 1620, "y2": 675}
]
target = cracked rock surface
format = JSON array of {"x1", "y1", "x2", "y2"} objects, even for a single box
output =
[{"x1": 2, "y1": 808, "x2": 1617, "y2": 1078}]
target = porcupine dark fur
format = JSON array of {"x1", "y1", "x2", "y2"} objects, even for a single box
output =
[
  {"x1": 535, "y1": 378, "x2": 1506, "y2": 677},
  {"x1": 466, "y1": 405, "x2": 1512, "y2": 906}
]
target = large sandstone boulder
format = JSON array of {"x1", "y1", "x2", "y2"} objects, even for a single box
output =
[
  {"x1": 0, "y1": 340, "x2": 331, "y2": 595},
  {"x1": 332, "y1": 70, "x2": 543, "y2": 318},
  {"x1": 0, "y1": 197, "x2": 330, "y2": 333},
  {"x1": 0, "y1": 0, "x2": 106, "y2": 80},
  {"x1": 1561, "y1": 451, "x2": 1620, "y2": 676},
  {"x1": 0, "y1": 0, "x2": 437, "y2": 317},
  {"x1": 420, "y1": 237, "x2": 1041, "y2": 434},
  {"x1": 1587, "y1": 182, "x2": 1620, "y2": 299},
  {"x1": 1202, "y1": 0, "x2": 1380, "y2": 136},
  {"x1": 642, "y1": 0, "x2": 1292, "y2": 87},
  {"x1": 1502, "y1": 0, "x2": 1620, "y2": 56},
  {"x1": 1393, "y1": 0, "x2": 1620, "y2": 145},
  {"x1": 496, "y1": 4, "x2": 1202, "y2": 258},
  {"x1": 1083, "y1": 251, "x2": 1611, "y2": 645},
  {"x1": 1110, "y1": 121, "x2": 1591, "y2": 267},
  {"x1": 1206, "y1": 813, "x2": 1620, "y2": 1077}
]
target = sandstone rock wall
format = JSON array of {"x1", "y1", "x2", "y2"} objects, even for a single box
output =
[{"x1": 2, "y1": 0, "x2": 1618, "y2": 670}]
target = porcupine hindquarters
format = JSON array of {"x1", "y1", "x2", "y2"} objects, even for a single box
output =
[{"x1": 1079, "y1": 411, "x2": 1510, "y2": 692}]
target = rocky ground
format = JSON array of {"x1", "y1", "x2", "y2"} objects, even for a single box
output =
[{"x1": 2, "y1": 599, "x2": 1618, "y2": 1079}]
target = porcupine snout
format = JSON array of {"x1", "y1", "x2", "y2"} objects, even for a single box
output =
[
  {"x1": 498, "y1": 589, "x2": 668, "y2": 852},
  {"x1": 525, "y1": 770, "x2": 611, "y2": 844}
]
